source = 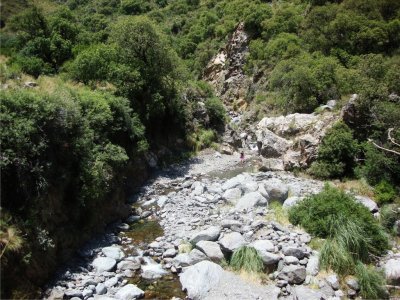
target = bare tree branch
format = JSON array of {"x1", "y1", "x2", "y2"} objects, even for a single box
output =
[
  {"x1": 368, "y1": 139, "x2": 400, "y2": 156},
  {"x1": 388, "y1": 128, "x2": 400, "y2": 148}
]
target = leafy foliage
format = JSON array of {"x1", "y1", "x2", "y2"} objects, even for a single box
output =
[
  {"x1": 289, "y1": 185, "x2": 388, "y2": 256},
  {"x1": 309, "y1": 122, "x2": 358, "y2": 179}
]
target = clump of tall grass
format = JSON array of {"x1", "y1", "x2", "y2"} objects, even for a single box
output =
[
  {"x1": 355, "y1": 262, "x2": 388, "y2": 299},
  {"x1": 230, "y1": 246, "x2": 263, "y2": 273}
]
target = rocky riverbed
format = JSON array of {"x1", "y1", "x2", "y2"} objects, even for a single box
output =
[{"x1": 44, "y1": 150, "x2": 392, "y2": 300}]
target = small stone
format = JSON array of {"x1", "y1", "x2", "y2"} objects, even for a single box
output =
[
  {"x1": 326, "y1": 274, "x2": 340, "y2": 290},
  {"x1": 95, "y1": 283, "x2": 107, "y2": 295}
]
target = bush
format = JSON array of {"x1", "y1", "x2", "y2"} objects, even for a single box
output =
[
  {"x1": 380, "y1": 204, "x2": 400, "y2": 233},
  {"x1": 309, "y1": 122, "x2": 358, "y2": 179},
  {"x1": 375, "y1": 180, "x2": 397, "y2": 204},
  {"x1": 355, "y1": 262, "x2": 388, "y2": 299},
  {"x1": 230, "y1": 246, "x2": 263, "y2": 273},
  {"x1": 205, "y1": 97, "x2": 226, "y2": 130},
  {"x1": 289, "y1": 184, "x2": 388, "y2": 255}
]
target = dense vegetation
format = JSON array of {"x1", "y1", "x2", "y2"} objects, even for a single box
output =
[
  {"x1": 289, "y1": 185, "x2": 389, "y2": 298},
  {"x1": 0, "y1": 0, "x2": 399, "y2": 298}
]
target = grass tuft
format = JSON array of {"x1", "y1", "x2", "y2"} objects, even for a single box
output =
[
  {"x1": 355, "y1": 262, "x2": 388, "y2": 299},
  {"x1": 230, "y1": 246, "x2": 264, "y2": 273}
]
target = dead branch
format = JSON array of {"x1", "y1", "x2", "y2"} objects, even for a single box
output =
[
  {"x1": 368, "y1": 139, "x2": 400, "y2": 156},
  {"x1": 388, "y1": 128, "x2": 400, "y2": 148}
]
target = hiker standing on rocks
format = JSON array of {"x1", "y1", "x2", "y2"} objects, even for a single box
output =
[{"x1": 240, "y1": 151, "x2": 244, "y2": 164}]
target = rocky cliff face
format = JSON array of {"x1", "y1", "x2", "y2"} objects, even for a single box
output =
[{"x1": 203, "y1": 22, "x2": 251, "y2": 109}]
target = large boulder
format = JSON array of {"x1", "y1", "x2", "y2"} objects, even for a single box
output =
[
  {"x1": 256, "y1": 129, "x2": 291, "y2": 158},
  {"x1": 196, "y1": 241, "x2": 225, "y2": 262},
  {"x1": 262, "y1": 179, "x2": 289, "y2": 202},
  {"x1": 222, "y1": 188, "x2": 242, "y2": 204},
  {"x1": 277, "y1": 265, "x2": 306, "y2": 284},
  {"x1": 384, "y1": 258, "x2": 400, "y2": 284},
  {"x1": 102, "y1": 246, "x2": 125, "y2": 261},
  {"x1": 355, "y1": 195, "x2": 378, "y2": 213},
  {"x1": 222, "y1": 174, "x2": 253, "y2": 191},
  {"x1": 92, "y1": 257, "x2": 117, "y2": 273},
  {"x1": 115, "y1": 284, "x2": 144, "y2": 300},
  {"x1": 179, "y1": 261, "x2": 224, "y2": 300},
  {"x1": 190, "y1": 226, "x2": 221, "y2": 244},
  {"x1": 235, "y1": 191, "x2": 268, "y2": 211},
  {"x1": 219, "y1": 232, "x2": 247, "y2": 253}
]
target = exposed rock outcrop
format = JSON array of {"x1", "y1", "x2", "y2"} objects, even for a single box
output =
[{"x1": 203, "y1": 22, "x2": 250, "y2": 107}]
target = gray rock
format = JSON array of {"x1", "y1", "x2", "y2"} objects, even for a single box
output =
[
  {"x1": 126, "y1": 215, "x2": 140, "y2": 223},
  {"x1": 102, "y1": 246, "x2": 125, "y2": 261},
  {"x1": 319, "y1": 280, "x2": 335, "y2": 297},
  {"x1": 235, "y1": 191, "x2": 268, "y2": 211},
  {"x1": 277, "y1": 265, "x2": 306, "y2": 284},
  {"x1": 263, "y1": 179, "x2": 289, "y2": 202},
  {"x1": 384, "y1": 258, "x2": 400, "y2": 284},
  {"x1": 180, "y1": 261, "x2": 224, "y2": 300},
  {"x1": 172, "y1": 249, "x2": 208, "y2": 267},
  {"x1": 282, "y1": 246, "x2": 306, "y2": 259},
  {"x1": 94, "y1": 296, "x2": 116, "y2": 300},
  {"x1": 259, "y1": 251, "x2": 281, "y2": 266},
  {"x1": 326, "y1": 274, "x2": 340, "y2": 290},
  {"x1": 355, "y1": 195, "x2": 378, "y2": 213},
  {"x1": 222, "y1": 174, "x2": 252, "y2": 191},
  {"x1": 283, "y1": 256, "x2": 299, "y2": 265},
  {"x1": 115, "y1": 284, "x2": 144, "y2": 300},
  {"x1": 346, "y1": 277, "x2": 359, "y2": 291},
  {"x1": 95, "y1": 283, "x2": 107, "y2": 295},
  {"x1": 190, "y1": 226, "x2": 221, "y2": 244},
  {"x1": 306, "y1": 255, "x2": 319, "y2": 276},
  {"x1": 104, "y1": 277, "x2": 118, "y2": 288},
  {"x1": 163, "y1": 248, "x2": 177, "y2": 258},
  {"x1": 293, "y1": 285, "x2": 324, "y2": 300},
  {"x1": 222, "y1": 188, "x2": 242, "y2": 204},
  {"x1": 256, "y1": 129, "x2": 291, "y2": 158},
  {"x1": 196, "y1": 241, "x2": 224, "y2": 262},
  {"x1": 157, "y1": 196, "x2": 169, "y2": 207},
  {"x1": 219, "y1": 232, "x2": 247, "y2": 253},
  {"x1": 250, "y1": 240, "x2": 275, "y2": 253},
  {"x1": 242, "y1": 181, "x2": 259, "y2": 193},
  {"x1": 117, "y1": 260, "x2": 141, "y2": 271},
  {"x1": 282, "y1": 196, "x2": 303, "y2": 208},
  {"x1": 93, "y1": 257, "x2": 117, "y2": 273},
  {"x1": 220, "y1": 219, "x2": 242, "y2": 229},
  {"x1": 48, "y1": 288, "x2": 64, "y2": 300},
  {"x1": 65, "y1": 290, "x2": 82, "y2": 298}
]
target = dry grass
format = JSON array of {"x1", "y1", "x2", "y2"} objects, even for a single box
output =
[
  {"x1": 265, "y1": 201, "x2": 291, "y2": 226},
  {"x1": 335, "y1": 178, "x2": 375, "y2": 198}
]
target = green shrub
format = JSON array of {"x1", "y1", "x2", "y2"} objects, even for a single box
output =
[
  {"x1": 355, "y1": 262, "x2": 388, "y2": 299},
  {"x1": 230, "y1": 246, "x2": 263, "y2": 273},
  {"x1": 380, "y1": 204, "x2": 400, "y2": 234},
  {"x1": 375, "y1": 180, "x2": 397, "y2": 204},
  {"x1": 205, "y1": 97, "x2": 226, "y2": 130},
  {"x1": 357, "y1": 143, "x2": 400, "y2": 186},
  {"x1": 309, "y1": 122, "x2": 358, "y2": 179},
  {"x1": 289, "y1": 184, "x2": 388, "y2": 255}
]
